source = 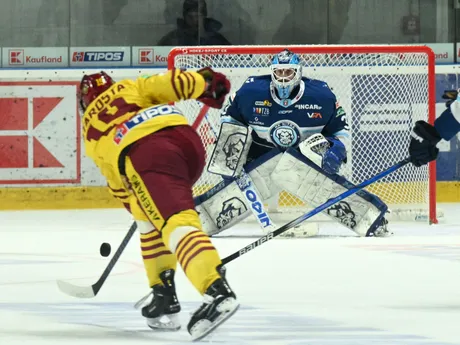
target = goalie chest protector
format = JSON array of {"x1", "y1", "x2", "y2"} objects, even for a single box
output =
[{"x1": 224, "y1": 75, "x2": 344, "y2": 150}]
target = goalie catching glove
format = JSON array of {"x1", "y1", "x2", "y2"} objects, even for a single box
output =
[
  {"x1": 197, "y1": 67, "x2": 231, "y2": 109},
  {"x1": 299, "y1": 134, "x2": 347, "y2": 174}
]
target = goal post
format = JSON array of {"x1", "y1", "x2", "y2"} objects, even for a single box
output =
[{"x1": 168, "y1": 45, "x2": 437, "y2": 224}]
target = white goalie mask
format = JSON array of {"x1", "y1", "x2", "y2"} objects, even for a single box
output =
[{"x1": 270, "y1": 49, "x2": 302, "y2": 100}]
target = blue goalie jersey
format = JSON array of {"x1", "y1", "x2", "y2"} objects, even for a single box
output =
[{"x1": 221, "y1": 75, "x2": 350, "y2": 159}]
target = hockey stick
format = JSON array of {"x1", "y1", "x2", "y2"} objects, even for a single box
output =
[
  {"x1": 221, "y1": 158, "x2": 410, "y2": 265},
  {"x1": 57, "y1": 105, "x2": 211, "y2": 299},
  {"x1": 57, "y1": 221, "x2": 138, "y2": 298}
]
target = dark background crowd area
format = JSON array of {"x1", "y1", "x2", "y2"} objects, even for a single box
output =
[{"x1": 0, "y1": 0, "x2": 458, "y2": 47}]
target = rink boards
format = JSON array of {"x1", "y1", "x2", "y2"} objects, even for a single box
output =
[{"x1": 0, "y1": 66, "x2": 459, "y2": 209}]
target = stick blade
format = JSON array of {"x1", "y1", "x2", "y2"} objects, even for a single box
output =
[{"x1": 56, "y1": 280, "x2": 96, "y2": 298}]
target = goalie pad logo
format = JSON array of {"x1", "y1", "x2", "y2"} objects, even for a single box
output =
[
  {"x1": 223, "y1": 133, "x2": 246, "y2": 170},
  {"x1": 216, "y1": 197, "x2": 248, "y2": 229},
  {"x1": 326, "y1": 201, "x2": 357, "y2": 228},
  {"x1": 269, "y1": 120, "x2": 301, "y2": 149}
]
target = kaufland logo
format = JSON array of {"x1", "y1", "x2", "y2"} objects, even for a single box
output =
[
  {"x1": 9, "y1": 50, "x2": 24, "y2": 65},
  {"x1": 72, "y1": 51, "x2": 124, "y2": 62},
  {"x1": 9, "y1": 49, "x2": 63, "y2": 65},
  {"x1": 138, "y1": 48, "x2": 167, "y2": 64},
  {"x1": 139, "y1": 49, "x2": 153, "y2": 64}
]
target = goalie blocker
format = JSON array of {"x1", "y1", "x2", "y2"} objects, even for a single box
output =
[{"x1": 196, "y1": 143, "x2": 390, "y2": 238}]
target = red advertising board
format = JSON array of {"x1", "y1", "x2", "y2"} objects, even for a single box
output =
[{"x1": 0, "y1": 81, "x2": 81, "y2": 184}]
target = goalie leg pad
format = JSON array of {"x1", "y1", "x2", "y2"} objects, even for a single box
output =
[
  {"x1": 271, "y1": 148, "x2": 388, "y2": 237},
  {"x1": 194, "y1": 179, "x2": 252, "y2": 236},
  {"x1": 246, "y1": 148, "x2": 320, "y2": 237},
  {"x1": 195, "y1": 148, "x2": 284, "y2": 236},
  {"x1": 207, "y1": 121, "x2": 252, "y2": 178},
  {"x1": 245, "y1": 148, "x2": 284, "y2": 200}
]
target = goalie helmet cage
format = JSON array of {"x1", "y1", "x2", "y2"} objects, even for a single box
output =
[{"x1": 168, "y1": 45, "x2": 437, "y2": 224}]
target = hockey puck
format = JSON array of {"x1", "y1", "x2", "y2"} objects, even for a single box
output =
[{"x1": 100, "y1": 242, "x2": 111, "y2": 257}]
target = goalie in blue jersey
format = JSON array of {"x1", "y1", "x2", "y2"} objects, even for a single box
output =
[{"x1": 195, "y1": 49, "x2": 391, "y2": 238}]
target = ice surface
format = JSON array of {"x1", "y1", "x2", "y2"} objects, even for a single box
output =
[{"x1": 1, "y1": 204, "x2": 460, "y2": 344}]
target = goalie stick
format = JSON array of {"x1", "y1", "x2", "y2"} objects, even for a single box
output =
[
  {"x1": 57, "y1": 105, "x2": 210, "y2": 299},
  {"x1": 221, "y1": 158, "x2": 411, "y2": 265}
]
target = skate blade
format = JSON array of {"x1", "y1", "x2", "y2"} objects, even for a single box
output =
[
  {"x1": 147, "y1": 314, "x2": 181, "y2": 331},
  {"x1": 191, "y1": 298, "x2": 239, "y2": 341}
]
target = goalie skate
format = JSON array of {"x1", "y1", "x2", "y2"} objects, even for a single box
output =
[
  {"x1": 367, "y1": 217, "x2": 392, "y2": 237},
  {"x1": 187, "y1": 277, "x2": 239, "y2": 341}
]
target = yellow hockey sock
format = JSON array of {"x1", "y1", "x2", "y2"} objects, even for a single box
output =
[
  {"x1": 140, "y1": 230, "x2": 177, "y2": 287},
  {"x1": 173, "y1": 229, "x2": 221, "y2": 294}
]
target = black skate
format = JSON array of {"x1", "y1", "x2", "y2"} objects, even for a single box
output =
[
  {"x1": 187, "y1": 267, "x2": 239, "y2": 341},
  {"x1": 140, "y1": 269, "x2": 181, "y2": 331}
]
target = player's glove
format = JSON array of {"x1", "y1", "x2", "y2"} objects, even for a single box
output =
[
  {"x1": 322, "y1": 137, "x2": 347, "y2": 174},
  {"x1": 409, "y1": 120, "x2": 441, "y2": 167},
  {"x1": 197, "y1": 67, "x2": 231, "y2": 109}
]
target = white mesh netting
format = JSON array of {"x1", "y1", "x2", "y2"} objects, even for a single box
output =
[{"x1": 169, "y1": 45, "x2": 436, "y2": 223}]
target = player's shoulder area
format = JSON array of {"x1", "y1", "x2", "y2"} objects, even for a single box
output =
[
  {"x1": 302, "y1": 77, "x2": 337, "y2": 99},
  {"x1": 237, "y1": 75, "x2": 271, "y2": 92},
  {"x1": 116, "y1": 78, "x2": 136, "y2": 88}
]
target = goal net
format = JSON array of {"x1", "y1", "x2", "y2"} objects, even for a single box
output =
[{"x1": 168, "y1": 45, "x2": 437, "y2": 224}]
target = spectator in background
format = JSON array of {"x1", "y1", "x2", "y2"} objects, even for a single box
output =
[
  {"x1": 158, "y1": 0, "x2": 231, "y2": 46},
  {"x1": 101, "y1": 0, "x2": 128, "y2": 25},
  {"x1": 272, "y1": 0, "x2": 351, "y2": 44}
]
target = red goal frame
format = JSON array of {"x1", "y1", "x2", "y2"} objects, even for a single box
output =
[{"x1": 168, "y1": 45, "x2": 437, "y2": 224}]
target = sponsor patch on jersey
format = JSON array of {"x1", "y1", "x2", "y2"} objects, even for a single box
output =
[
  {"x1": 336, "y1": 107, "x2": 345, "y2": 117},
  {"x1": 254, "y1": 100, "x2": 272, "y2": 107},
  {"x1": 295, "y1": 104, "x2": 322, "y2": 110},
  {"x1": 114, "y1": 124, "x2": 129, "y2": 145},
  {"x1": 282, "y1": 99, "x2": 291, "y2": 107},
  {"x1": 248, "y1": 117, "x2": 265, "y2": 126},
  {"x1": 336, "y1": 102, "x2": 346, "y2": 117},
  {"x1": 113, "y1": 104, "x2": 177, "y2": 145},
  {"x1": 269, "y1": 120, "x2": 301, "y2": 149},
  {"x1": 253, "y1": 107, "x2": 270, "y2": 115},
  {"x1": 307, "y1": 112, "x2": 322, "y2": 119}
]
